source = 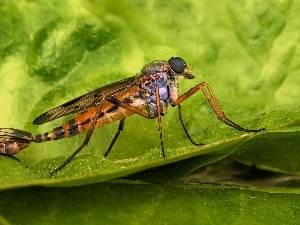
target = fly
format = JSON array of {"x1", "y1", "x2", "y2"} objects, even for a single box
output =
[{"x1": 0, "y1": 57, "x2": 266, "y2": 176}]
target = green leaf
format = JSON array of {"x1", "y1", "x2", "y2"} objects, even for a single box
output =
[
  {"x1": 233, "y1": 130, "x2": 300, "y2": 175},
  {"x1": 1, "y1": 179, "x2": 300, "y2": 225}
]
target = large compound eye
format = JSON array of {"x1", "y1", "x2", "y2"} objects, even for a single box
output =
[{"x1": 169, "y1": 57, "x2": 186, "y2": 74}]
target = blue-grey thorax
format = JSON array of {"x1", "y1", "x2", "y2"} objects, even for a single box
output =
[{"x1": 139, "y1": 60, "x2": 179, "y2": 118}]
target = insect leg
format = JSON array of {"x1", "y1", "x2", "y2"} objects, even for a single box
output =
[
  {"x1": 51, "y1": 96, "x2": 157, "y2": 176},
  {"x1": 172, "y1": 82, "x2": 266, "y2": 133},
  {"x1": 6, "y1": 155, "x2": 21, "y2": 162},
  {"x1": 178, "y1": 104, "x2": 204, "y2": 146},
  {"x1": 106, "y1": 97, "x2": 154, "y2": 119},
  {"x1": 104, "y1": 118, "x2": 125, "y2": 157},
  {"x1": 50, "y1": 100, "x2": 105, "y2": 176},
  {"x1": 155, "y1": 87, "x2": 165, "y2": 158},
  {"x1": 106, "y1": 95, "x2": 166, "y2": 158}
]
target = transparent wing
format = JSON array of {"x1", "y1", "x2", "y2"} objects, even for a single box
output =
[
  {"x1": 0, "y1": 128, "x2": 32, "y2": 143},
  {"x1": 33, "y1": 75, "x2": 139, "y2": 125}
]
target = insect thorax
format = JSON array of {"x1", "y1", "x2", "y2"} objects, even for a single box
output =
[{"x1": 139, "y1": 60, "x2": 179, "y2": 117}]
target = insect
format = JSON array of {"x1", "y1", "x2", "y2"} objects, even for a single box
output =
[{"x1": 0, "y1": 57, "x2": 265, "y2": 176}]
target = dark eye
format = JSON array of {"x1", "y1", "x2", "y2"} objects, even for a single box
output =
[{"x1": 168, "y1": 57, "x2": 186, "y2": 74}]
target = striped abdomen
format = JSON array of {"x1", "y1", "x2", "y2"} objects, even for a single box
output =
[{"x1": 32, "y1": 89, "x2": 147, "y2": 143}]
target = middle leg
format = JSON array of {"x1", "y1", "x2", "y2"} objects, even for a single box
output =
[{"x1": 104, "y1": 118, "x2": 125, "y2": 157}]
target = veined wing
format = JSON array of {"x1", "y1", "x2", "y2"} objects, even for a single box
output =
[
  {"x1": 0, "y1": 128, "x2": 32, "y2": 143},
  {"x1": 33, "y1": 75, "x2": 140, "y2": 125}
]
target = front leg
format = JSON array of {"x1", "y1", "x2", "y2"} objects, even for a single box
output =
[{"x1": 171, "y1": 82, "x2": 265, "y2": 145}]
